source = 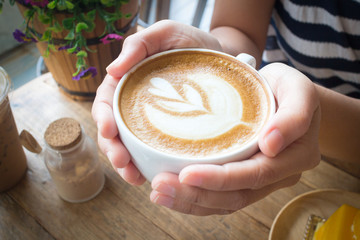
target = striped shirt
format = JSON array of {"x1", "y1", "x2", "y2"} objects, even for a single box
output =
[{"x1": 262, "y1": 0, "x2": 360, "y2": 98}]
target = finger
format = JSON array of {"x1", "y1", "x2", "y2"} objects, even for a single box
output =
[
  {"x1": 107, "y1": 20, "x2": 222, "y2": 78},
  {"x1": 106, "y1": 20, "x2": 187, "y2": 78},
  {"x1": 106, "y1": 31, "x2": 148, "y2": 78},
  {"x1": 179, "y1": 112, "x2": 320, "y2": 192},
  {"x1": 118, "y1": 161, "x2": 146, "y2": 186},
  {"x1": 92, "y1": 74, "x2": 119, "y2": 139},
  {"x1": 150, "y1": 191, "x2": 234, "y2": 216},
  {"x1": 150, "y1": 173, "x2": 300, "y2": 215},
  {"x1": 97, "y1": 132, "x2": 146, "y2": 185},
  {"x1": 97, "y1": 131, "x2": 131, "y2": 169},
  {"x1": 150, "y1": 173, "x2": 233, "y2": 215},
  {"x1": 258, "y1": 63, "x2": 320, "y2": 157}
]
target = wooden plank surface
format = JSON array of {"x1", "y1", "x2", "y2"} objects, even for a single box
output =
[
  {"x1": 0, "y1": 194, "x2": 54, "y2": 240},
  {"x1": 1, "y1": 73, "x2": 359, "y2": 240}
]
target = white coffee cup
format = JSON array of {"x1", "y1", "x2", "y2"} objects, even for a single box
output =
[{"x1": 113, "y1": 49, "x2": 276, "y2": 181}]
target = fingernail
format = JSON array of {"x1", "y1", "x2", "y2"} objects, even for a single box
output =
[
  {"x1": 179, "y1": 172, "x2": 202, "y2": 187},
  {"x1": 153, "y1": 183, "x2": 176, "y2": 197},
  {"x1": 106, "y1": 151, "x2": 113, "y2": 161},
  {"x1": 117, "y1": 168, "x2": 124, "y2": 177},
  {"x1": 264, "y1": 129, "x2": 284, "y2": 157},
  {"x1": 150, "y1": 191, "x2": 174, "y2": 208}
]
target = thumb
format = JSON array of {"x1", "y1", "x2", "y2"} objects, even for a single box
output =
[
  {"x1": 106, "y1": 20, "x2": 222, "y2": 79},
  {"x1": 258, "y1": 63, "x2": 319, "y2": 157},
  {"x1": 106, "y1": 20, "x2": 180, "y2": 78}
]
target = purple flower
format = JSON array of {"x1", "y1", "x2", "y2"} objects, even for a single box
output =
[
  {"x1": 58, "y1": 45, "x2": 71, "y2": 51},
  {"x1": 72, "y1": 67, "x2": 97, "y2": 81},
  {"x1": 13, "y1": 29, "x2": 37, "y2": 43},
  {"x1": 24, "y1": 0, "x2": 49, "y2": 7},
  {"x1": 100, "y1": 33, "x2": 123, "y2": 44},
  {"x1": 58, "y1": 45, "x2": 81, "y2": 54}
]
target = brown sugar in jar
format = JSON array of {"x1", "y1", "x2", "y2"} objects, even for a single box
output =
[{"x1": 44, "y1": 118, "x2": 104, "y2": 203}]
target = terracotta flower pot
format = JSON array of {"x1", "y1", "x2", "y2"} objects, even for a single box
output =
[{"x1": 17, "y1": 0, "x2": 139, "y2": 101}]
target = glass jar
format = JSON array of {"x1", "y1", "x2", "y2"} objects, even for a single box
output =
[
  {"x1": 43, "y1": 118, "x2": 104, "y2": 203},
  {"x1": 0, "y1": 67, "x2": 27, "y2": 192}
]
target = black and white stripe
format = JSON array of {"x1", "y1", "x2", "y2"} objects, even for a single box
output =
[{"x1": 261, "y1": 0, "x2": 360, "y2": 98}]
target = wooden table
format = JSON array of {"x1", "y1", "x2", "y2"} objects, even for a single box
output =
[{"x1": 1, "y1": 73, "x2": 359, "y2": 240}]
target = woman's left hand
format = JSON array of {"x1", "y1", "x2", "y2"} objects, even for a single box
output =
[{"x1": 149, "y1": 63, "x2": 322, "y2": 216}]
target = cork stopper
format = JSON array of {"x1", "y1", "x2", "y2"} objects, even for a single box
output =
[{"x1": 44, "y1": 118, "x2": 82, "y2": 150}]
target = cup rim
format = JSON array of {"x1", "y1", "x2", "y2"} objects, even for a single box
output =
[
  {"x1": 0, "y1": 67, "x2": 11, "y2": 104},
  {"x1": 113, "y1": 48, "x2": 276, "y2": 162}
]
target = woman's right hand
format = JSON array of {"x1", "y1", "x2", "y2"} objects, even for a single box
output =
[
  {"x1": 107, "y1": 20, "x2": 223, "y2": 78},
  {"x1": 92, "y1": 20, "x2": 223, "y2": 185}
]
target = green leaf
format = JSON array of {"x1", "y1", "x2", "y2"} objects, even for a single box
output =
[
  {"x1": 64, "y1": 30, "x2": 75, "y2": 40},
  {"x1": 107, "y1": 16, "x2": 118, "y2": 22},
  {"x1": 24, "y1": 9, "x2": 35, "y2": 19},
  {"x1": 47, "y1": 1, "x2": 57, "y2": 9},
  {"x1": 84, "y1": 21, "x2": 95, "y2": 32},
  {"x1": 100, "y1": 0, "x2": 111, "y2": 5},
  {"x1": 67, "y1": 45, "x2": 78, "y2": 54},
  {"x1": 76, "y1": 50, "x2": 87, "y2": 58},
  {"x1": 87, "y1": 9, "x2": 96, "y2": 21},
  {"x1": 43, "y1": 48, "x2": 50, "y2": 58},
  {"x1": 53, "y1": 21, "x2": 63, "y2": 32},
  {"x1": 40, "y1": 30, "x2": 51, "y2": 41},
  {"x1": 75, "y1": 22, "x2": 88, "y2": 33},
  {"x1": 76, "y1": 58, "x2": 85, "y2": 69},
  {"x1": 47, "y1": 21, "x2": 62, "y2": 33},
  {"x1": 65, "y1": 1, "x2": 74, "y2": 9},
  {"x1": 48, "y1": 43, "x2": 56, "y2": 51},
  {"x1": 57, "y1": 0, "x2": 67, "y2": 11},
  {"x1": 62, "y1": 17, "x2": 75, "y2": 30},
  {"x1": 38, "y1": 13, "x2": 51, "y2": 25},
  {"x1": 73, "y1": 67, "x2": 82, "y2": 77}
]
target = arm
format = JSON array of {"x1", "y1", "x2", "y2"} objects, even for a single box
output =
[
  {"x1": 210, "y1": 0, "x2": 360, "y2": 162},
  {"x1": 317, "y1": 85, "x2": 360, "y2": 163},
  {"x1": 210, "y1": 0, "x2": 275, "y2": 67}
]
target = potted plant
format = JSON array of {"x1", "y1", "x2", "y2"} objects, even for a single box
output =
[{"x1": 0, "y1": 0, "x2": 139, "y2": 100}]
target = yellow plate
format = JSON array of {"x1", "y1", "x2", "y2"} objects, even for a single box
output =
[{"x1": 269, "y1": 189, "x2": 360, "y2": 240}]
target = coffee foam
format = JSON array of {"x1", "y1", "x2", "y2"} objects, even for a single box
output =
[
  {"x1": 145, "y1": 73, "x2": 251, "y2": 140},
  {"x1": 120, "y1": 51, "x2": 269, "y2": 157}
]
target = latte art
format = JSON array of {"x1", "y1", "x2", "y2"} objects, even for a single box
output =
[
  {"x1": 119, "y1": 51, "x2": 271, "y2": 157},
  {"x1": 148, "y1": 77, "x2": 209, "y2": 113},
  {"x1": 145, "y1": 74, "x2": 252, "y2": 140}
]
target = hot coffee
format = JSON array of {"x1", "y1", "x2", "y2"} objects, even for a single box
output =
[{"x1": 119, "y1": 50, "x2": 272, "y2": 158}]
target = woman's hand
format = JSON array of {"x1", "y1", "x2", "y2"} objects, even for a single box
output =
[
  {"x1": 92, "y1": 20, "x2": 322, "y2": 215},
  {"x1": 149, "y1": 63, "x2": 322, "y2": 215},
  {"x1": 91, "y1": 20, "x2": 222, "y2": 185}
]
